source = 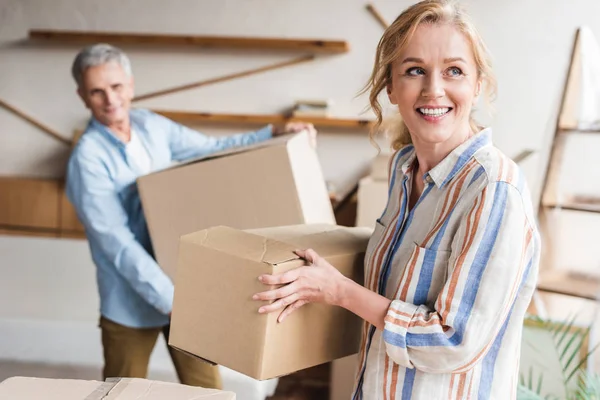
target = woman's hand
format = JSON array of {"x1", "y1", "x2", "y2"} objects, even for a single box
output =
[{"x1": 253, "y1": 249, "x2": 346, "y2": 323}]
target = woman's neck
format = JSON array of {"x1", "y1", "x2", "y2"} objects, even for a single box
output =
[{"x1": 412, "y1": 128, "x2": 474, "y2": 178}]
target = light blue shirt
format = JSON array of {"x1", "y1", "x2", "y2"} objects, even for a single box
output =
[{"x1": 66, "y1": 108, "x2": 273, "y2": 328}]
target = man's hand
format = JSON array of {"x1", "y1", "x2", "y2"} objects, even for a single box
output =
[{"x1": 273, "y1": 122, "x2": 317, "y2": 149}]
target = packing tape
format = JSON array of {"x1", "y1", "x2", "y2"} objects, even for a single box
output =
[{"x1": 83, "y1": 378, "x2": 128, "y2": 400}]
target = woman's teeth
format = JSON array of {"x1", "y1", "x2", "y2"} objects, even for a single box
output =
[{"x1": 418, "y1": 107, "x2": 450, "y2": 116}]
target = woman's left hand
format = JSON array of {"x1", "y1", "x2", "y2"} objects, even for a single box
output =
[{"x1": 253, "y1": 249, "x2": 346, "y2": 323}]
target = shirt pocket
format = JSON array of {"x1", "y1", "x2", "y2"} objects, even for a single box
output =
[
  {"x1": 394, "y1": 242, "x2": 451, "y2": 306},
  {"x1": 363, "y1": 219, "x2": 390, "y2": 291}
]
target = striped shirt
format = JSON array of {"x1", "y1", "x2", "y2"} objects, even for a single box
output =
[{"x1": 352, "y1": 128, "x2": 540, "y2": 399}]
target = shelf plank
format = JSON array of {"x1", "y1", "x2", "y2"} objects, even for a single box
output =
[
  {"x1": 541, "y1": 195, "x2": 600, "y2": 213},
  {"x1": 29, "y1": 30, "x2": 350, "y2": 54},
  {"x1": 559, "y1": 128, "x2": 600, "y2": 134},
  {"x1": 152, "y1": 110, "x2": 374, "y2": 130},
  {"x1": 366, "y1": 4, "x2": 389, "y2": 29},
  {"x1": 537, "y1": 269, "x2": 600, "y2": 300},
  {"x1": 0, "y1": 98, "x2": 71, "y2": 146},
  {"x1": 0, "y1": 177, "x2": 61, "y2": 230},
  {"x1": 0, "y1": 226, "x2": 60, "y2": 238}
]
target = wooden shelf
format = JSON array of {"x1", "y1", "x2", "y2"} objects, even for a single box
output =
[
  {"x1": 29, "y1": 30, "x2": 349, "y2": 54},
  {"x1": 152, "y1": 110, "x2": 374, "y2": 130},
  {"x1": 0, "y1": 177, "x2": 61, "y2": 229},
  {"x1": 537, "y1": 269, "x2": 600, "y2": 300},
  {"x1": 0, "y1": 226, "x2": 60, "y2": 238},
  {"x1": 559, "y1": 128, "x2": 600, "y2": 134},
  {"x1": 0, "y1": 177, "x2": 86, "y2": 240},
  {"x1": 542, "y1": 196, "x2": 600, "y2": 214}
]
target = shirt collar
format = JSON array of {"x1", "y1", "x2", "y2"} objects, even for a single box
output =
[
  {"x1": 400, "y1": 128, "x2": 492, "y2": 188},
  {"x1": 428, "y1": 128, "x2": 492, "y2": 188},
  {"x1": 89, "y1": 112, "x2": 141, "y2": 148}
]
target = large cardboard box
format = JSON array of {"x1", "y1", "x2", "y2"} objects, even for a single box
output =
[
  {"x1": 0, "y1": 377, "x2": 235, "y2": 399},
  {"x1": 138, "y1": 132, "x2": 336, "y2": 279},
  {"x1": 356, "y1": 176, "x2": 388, "y2": 229},
  {"x1": 169, "y1": 224, "x2": 371, "y2": 380}
]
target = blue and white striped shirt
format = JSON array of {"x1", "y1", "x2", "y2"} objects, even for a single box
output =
[{"x1": 353, "y1": 128, "x2": 540, "y2": 399}]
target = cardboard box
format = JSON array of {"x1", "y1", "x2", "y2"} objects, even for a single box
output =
[
  {"x1": 370, "y1": 152, "x2": 392, "y2": 181},
  {"x1": 169, "y1": 224, "x2": 371, "y2": 380},
  {"x1": 138, "y1": 132, "x2": 336, "y2": 279},
  {"x1": 356, "y1": 176, "x2": 388, "y2": 229},
  {"x1": 330, "y1": 354, "x2": 359, "y2": 400},
  {"x1": 0, "y1": 377, "x2": 235, "y2": 399}
]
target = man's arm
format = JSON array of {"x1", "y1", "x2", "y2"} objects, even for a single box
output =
[
  {"x1": 141, "y1": 110, "x2": 316, "y2": 161},
  {"x1": 66, "y1": 152, "x2": 174, "y2": 315},
  {"x1": 141, "y1": 111, "x2": 272, "y2": 162}
]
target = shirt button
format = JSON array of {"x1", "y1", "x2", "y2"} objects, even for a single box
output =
[{"x1": 425, "y1": 175, "x2": 433, "y2": 184}]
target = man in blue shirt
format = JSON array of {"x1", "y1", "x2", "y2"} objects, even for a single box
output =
[{"x1": 66, "y1": 43, "x2": 315, "y2": 388}]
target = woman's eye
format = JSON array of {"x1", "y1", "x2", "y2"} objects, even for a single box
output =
[
  {"x1": 406, "y1": 67, "x2": 425, "y2": 76},
  {"x1": 447, "y1": 67, "x2": 463, "y2": 76}
]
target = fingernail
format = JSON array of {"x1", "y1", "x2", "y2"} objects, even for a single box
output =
[
  {"x1": 258, "y1": 307, "x2": 265, "y2": 313},
  {"x1": 252, "y1": 295, "x2": 258, "y2": 300},
  {"x1": 258, "y1": 276, "x2": 263, "y2": 282}
]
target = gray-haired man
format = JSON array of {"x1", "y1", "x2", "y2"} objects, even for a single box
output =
[{"x1": 66, "y1": 43, "x2": 315, "y2": 387}]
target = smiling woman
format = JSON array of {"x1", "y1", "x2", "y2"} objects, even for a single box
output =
[{"x1": 253, "y1": 1, "x2": 540, "y2": 399}]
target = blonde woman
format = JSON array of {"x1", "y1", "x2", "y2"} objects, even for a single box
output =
[{"x1": 254, "y1": 0, "x2": 540, "y2": 398}]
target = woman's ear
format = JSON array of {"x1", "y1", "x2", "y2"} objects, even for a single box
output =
[
  {"x1": 473, "y1": 79, "x2": 482, "y2": 104},
  {"x1": 387, "y1": 82, "x2": 397, "y2": 105}
]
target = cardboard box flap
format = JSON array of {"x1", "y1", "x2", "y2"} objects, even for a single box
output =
[
  {"x1": 247, "y1": 225, "x2": 372, "y2": 258},
  {"x1": 181, "y1": 226, "x2": 300, "y2": 265},
  {"x1": 284, "y1": 227, "x2": 372, "y2": 258},
  {"x1": 247, "y1": 224, "x2": 339, "y2": 242},
  {"x1": 146, "y1": 132, "x2": 302, "y2": 176},
  {"x1": 104, "y1": 378, "x2": 236, "y2": 399}
]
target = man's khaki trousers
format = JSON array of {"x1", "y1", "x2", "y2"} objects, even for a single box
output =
[{"x1": 100, "y1": 317, "x2": 222, "y2": 389}]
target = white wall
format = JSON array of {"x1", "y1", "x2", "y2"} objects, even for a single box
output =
[{"x1": 1, "y1": 0, "x2": 599, "y2": 368}]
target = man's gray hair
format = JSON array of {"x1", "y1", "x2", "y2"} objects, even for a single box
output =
[{"x1": 71, "y1": 43, "x2": 132, "y2": 88}]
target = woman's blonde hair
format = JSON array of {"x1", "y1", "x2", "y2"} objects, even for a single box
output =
[{"x1": 364, "y1": 0, "x2": 497, "y2": 150}]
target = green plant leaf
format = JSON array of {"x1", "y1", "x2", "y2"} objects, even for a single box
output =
[
  {"x1": 517, "y1": 384, "x2": 545, "y2": 400},
  {"x1": 566, "y1": 342, "x2": 600, "y2": 383}
]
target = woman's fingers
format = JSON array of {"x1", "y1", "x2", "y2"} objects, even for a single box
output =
[
  {"x1": 278, "y1": 300, "x2": 309, "y2": 323},
  {"x1": 258, "y1": 267, "x2": 303, "y2": 285},
  {"x1": 294, "y1": 248, "x2": 320, "y2": 264},
  {"x1": 258, "y1": 293, "x2": 300, "y2": 314},
  {"x1": 253, "y1": 281, "x2": 299, "y2": 301}
]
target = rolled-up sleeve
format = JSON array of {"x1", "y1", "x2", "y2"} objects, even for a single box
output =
[
  {"x1": 145, "y1": 111, "x2": 273, "y2": 162},
  {"x1": 382, "y1": 181, "x2": 539, "y2": 373}
]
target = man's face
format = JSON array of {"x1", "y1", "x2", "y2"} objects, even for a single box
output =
[{"x1": 78, "y1": 61, "x2": 134, "y2": 127}]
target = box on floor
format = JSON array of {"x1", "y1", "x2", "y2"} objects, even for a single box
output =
[
  {"x1": 169, "y1": 223, "x2": 371, "y2": 380},
  {"x1": 0, "y1": 377, "x2": 235, "y2": 400}
]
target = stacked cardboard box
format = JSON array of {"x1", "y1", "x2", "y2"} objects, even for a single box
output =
[{"x1": 355, "y1": 152, "x2": 392, "y2": 229}]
